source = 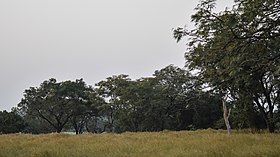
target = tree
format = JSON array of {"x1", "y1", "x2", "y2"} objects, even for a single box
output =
[
  {"x1": 230, "y1": 92, "x2": 267, "y2": 130},
  {"x1": 115, "y1": 78, "x2": 152, "y2": 132},
  {"x1": 117, "y1": 77, "x2": 167, "y2": 132},
  {"x1": 188, "y1": 91, "x2": 223, "y2": 130},
  {"x1": 174, "y1": 0, "x2": 280, "y2": 132},
  {"x1": 96, "y1": 74, "x2": 131, "y2": 133},
  {"x1": 18, "y1": 78, "x2": 96, "y2": 133},
  {"x1": 153, "y1": 65, "x2": 194, "y2": 130},
  {"x1": 222, "y1": 96, "x2": 231, "y2": 134},
  {"x1": 0, "y1": 110, "x2": 25, "y2": 134},
  {"x1": 61, "y1": 79, "x2": 100, "y2": 134},
  {"x1": 116, "y1": 65, "x2": 222, "y2": 132},
  {"x1": 18, "y1": 79, "x2": 72, "y2": 133},
  {"x1": 83, "y1": 89, "x2": 105, "y2": 133}
]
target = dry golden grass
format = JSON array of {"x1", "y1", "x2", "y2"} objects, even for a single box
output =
[{"x1": 0, "y1": 130, "x2": 280, "y2": 157}]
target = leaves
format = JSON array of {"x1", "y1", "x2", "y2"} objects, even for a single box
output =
[
  {"x1": 18, "y1": 78, "x2": 100, "y2": 133},
  {"x1": 174, "y1": 0, "x2": 280, "y2": 132}
]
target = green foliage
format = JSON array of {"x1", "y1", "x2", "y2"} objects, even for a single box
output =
[
  {"x1": 94, "y1": 65, "x2": 223, "y2": 132},
  {"x1": 62, "y1": 79, "x2": 101, "y2": 134},
  {"x1": 22, "y1": 115, "x2": 55, "y2": 134},
  {"x1": 189, "y1": 91, "x2": 222, "y2": 129},
  {"x1": 9, "y1": 65, "x2": 224, "y2": 133},
  {"x1": 95, "y1": 74, "x2": 131, "y2": 133},
  {"x1": 174, "y1": 0, "x2": 280, "y2": 132},
  {"x1": 0, "y1": 110, "x2": 25, "y2": 134},
  {"x1": 17, "y1": 78, "x2": 101, "y2": 133}
]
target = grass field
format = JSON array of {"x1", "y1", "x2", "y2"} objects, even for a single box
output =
[{"x1": 0, "y1": 130, "x2": 279, "y2": 157}]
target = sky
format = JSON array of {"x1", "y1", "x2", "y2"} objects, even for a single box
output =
[{"x1": 0, "y1": 0, "x2": 233, "y2": 111}]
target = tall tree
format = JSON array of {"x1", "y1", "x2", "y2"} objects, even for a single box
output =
[
  {"x1": 118, "y1": 77, "x2": 167, "y2": 132},
  {"x1": 18, "y1": 79, "x2": 73, "y2": 133},
  {"x1": 18, "y1": 78, "x2": 96, "y2": 133},
  {"x1": 174, "y1": 0, "x2": 280, "y2": 132},
  {"x1": 96, "y1": 74, "x2": 131, "y2": 133},
  {"x1": 117, "y1": 66, "x2": 222, "y2": 131},
  {"x1": 153, "y1": 65, "x2": 194, "y2": 130},
  {"x1": 60, "y1": 79, "x2": 100, "y2": 134}
]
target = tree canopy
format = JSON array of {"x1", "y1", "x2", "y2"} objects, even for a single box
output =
[
  {"x1": 0, "y1": 110, "x2": 25, "y2": 134},
  {"x1": 18, "y1": 78, "x2": 99, "y2": 133},
  {"x1": 174, "y1": 0, "x2": 280, "y2": 132},
  {"x1": 10, "y1": 65, "x2": 226, "y2": 134}
]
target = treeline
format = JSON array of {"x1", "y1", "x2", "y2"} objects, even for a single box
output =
[{"x1": 1, "y1": 65, "x2": 277, "y2": 134}]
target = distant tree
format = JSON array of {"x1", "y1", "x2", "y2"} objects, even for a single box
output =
[
  {"x1": 188, "y1": 91, "x2": 222, "y2": 129},
  {"x1": 96, "y1": 74, "x2": 131, "y2": 133},
  {"x1": 114, "y1": 65, "x2": 222, "y2": 132},
  {"x1": 174, "y1": 0, "x2": 280, "y2": 132},
  {"x1": 153, "y1": 65, "x2": 194, "y2": 130},
  {"x1": 83, "y1": 89, "x2": 105, "y2": 133},
  {"x1": 18, "y1": 78, "x2": 97, "y2": 133},
  {"x1": 60, "y1": 79, "x2": 100, "y2": 134},
  {"x1": 153, "y1": 65, "x2": 222, "y2": 130},
  {"x1": 117, "y1": 77, "x2": 161, "y2": 132},
  {"x1": 18, "y1": 78, "x2": 72, "y2": 133},
  {"x1": 0, "y1": 110, "x2": 25, "y2": 134}
]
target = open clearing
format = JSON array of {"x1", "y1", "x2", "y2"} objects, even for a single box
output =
[{"x1": 0, "y1": 130, "x2": 279, "y2": 157}]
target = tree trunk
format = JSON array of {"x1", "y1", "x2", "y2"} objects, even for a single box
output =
[
  {"x1": 78, "y1": 122, "x2": 85, "y2": 134},
  {"x1": 253, "y1": 97, "x2": 275, "y2": 133},
  {"x1": 72, "y1": 121, "x2": 79, "y2": 135},
  {"x1": 267, "y1": 112, "x2": 275, "y2": 133},
  {"x1": 268, "y1": 122, "x2": 275, "y2": 133},
  {"x1": 56, "y1": 127, "x2": 63, "y2": 133},
  {"x1": 222, "y1": 97, "x2": 231, "y2": 134}
]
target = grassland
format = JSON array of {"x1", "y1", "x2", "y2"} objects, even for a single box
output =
[{"x1": 0, "y1": 130, "x2": 279, "y2": 157}]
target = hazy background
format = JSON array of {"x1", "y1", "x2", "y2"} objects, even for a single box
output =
[{"x1": 0, "y1": 0, "x2": 232, "y2": 111}]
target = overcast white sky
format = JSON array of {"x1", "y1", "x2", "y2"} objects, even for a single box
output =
[{"x1": 0, "y1": 0, "x2": 233, "y2": 111}]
